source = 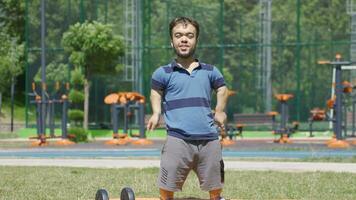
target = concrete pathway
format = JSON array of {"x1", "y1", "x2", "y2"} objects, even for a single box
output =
[{"x1": 1, "y1": 158, "x2": 356, "y2": 173}]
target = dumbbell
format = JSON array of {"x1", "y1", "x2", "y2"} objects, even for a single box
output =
[
  {"x1": 121, "y1": 187, "x2": 135, "y2": 200},
  {"x1": 95, "y1": 187, "x2": 135, "y2": 200},
  {"x1": 95, "y1": 189, "x2": 109, "y2": 200}
]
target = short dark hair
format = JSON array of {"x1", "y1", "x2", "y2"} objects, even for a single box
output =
[{"x1": 169, "y1": 17, "x2": 200, "y2": 39}]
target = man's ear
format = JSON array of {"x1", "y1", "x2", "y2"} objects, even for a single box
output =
[{"x1": 170, "y1": 41, "x2": 173, "y2": 48}]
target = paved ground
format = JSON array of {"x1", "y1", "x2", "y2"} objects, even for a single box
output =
[
  {"x1": 1, "y1": 158, "x2": 356, "y2": 173},
  {"x1": 1, "y1": 138, "x2": 356, "y2": 173}
]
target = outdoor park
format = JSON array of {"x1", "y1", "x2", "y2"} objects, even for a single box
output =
[{"x1": 2, "y1": 0, "x2": 356, "y2": 199}]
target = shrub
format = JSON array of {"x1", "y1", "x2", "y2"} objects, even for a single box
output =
[
  {"x1": 69, "y1": 89, "x2": 84, "y2": 103},
  {"x1": 68, "y1": 109, "x2": 84, "y2": 122},
  {"x1": 68, "y1": 127, "x2": 88, "y2": 143},
  {"x1": 70, "y1": 67, "x2": 84, "y2": 85}
]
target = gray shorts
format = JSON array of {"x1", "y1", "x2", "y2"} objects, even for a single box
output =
[{"x1": 158, "y1": 135, "x2": 224, "y2": 192}]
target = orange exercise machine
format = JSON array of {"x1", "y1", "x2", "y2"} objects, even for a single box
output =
[
  {"x1": 317, "y1": 54, "x2": 356, "y2": 148},
  {"x1": 273, "y1": 94, "x2": 299, "y2": 144},
  {"x1": 29, "y1": 82, "x2": 74, "y2": 146},
  {"x1": 104, "y1": 92, "x2": 152, "y2": 145}
]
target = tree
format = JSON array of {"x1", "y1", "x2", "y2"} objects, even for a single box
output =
[
  {"x1": 0, "y1": 32, "x2": 24, "y2": 118},
  {"x1": 0, "y1": 0, "x2": 25, "y2": 40},
  {"x1": 33, "y1": 60, "x2": 69, "y2": 84},
  {"x1": 62, "y1": 21, "x2": 124, "y2": 129},
  {"x1": 0, "y1": 0, "x2": 24, "y2": 129}
]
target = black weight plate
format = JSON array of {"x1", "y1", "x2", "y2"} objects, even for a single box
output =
[
  {"x1": 120, "y1": 187, "x2": 135, "y2": 200},
  {"x1": 96, "y1": 189, "x2": 109, "y2": 200}
]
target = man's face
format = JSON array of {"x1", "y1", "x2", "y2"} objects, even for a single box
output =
[{"x1": 171, "y1": 23, "x2": 198, "y2": 59}]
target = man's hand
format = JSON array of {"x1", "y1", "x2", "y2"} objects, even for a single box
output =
[
  {"x1": 147, "y1": 89, "x2": 163, "y2": 132},
  {"x1": 214, "y1": 111, "x2": 227, "y2": 130},
  {"x1": 146, "y1": 113, "x2": 160, "y2": 131}
]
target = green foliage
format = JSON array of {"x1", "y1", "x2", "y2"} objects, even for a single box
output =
[
  {"x1": 222, "y1": 68, "x2": 233, "y2": 88},
  {"x1": 70, "y1": 68, "x2": 85, "y2": 86},
  {"x1": 0, "y1": 32, "x2": 24, "y2": 93},
  {"x1": 68, "y1": 52, "x2": 85, "y2": 69},
  {"x1": 68, "y1": 109, "x2": 84, "y2": 122},
  {"x1": 34, "y1": 62, "x2": 69, "y2": 83},
  {"x1": 115, "y1": 63, "x2": 124, "y2": 74},
  {"x1": 19, "y1": 0, "x2": 356, "y2": 123},
  {"x1": 217, "y1": 0, "x2": 352, "y2": 118},
  {"x1": 68, "y1": 127, "x2": 87, "y2": 143},
  {"x1": 68, "y1": 89, "x2": 84, "y2": 103},
  {"x1": 0, "y1": 0, "x2": 24, "y2": 97},
  {"x1": 62, "y1": 21, "x2": 124, "y2": 76},
  {"x1": 0, "y1": 0, "x2": 25, "y2": 40},
  {"x1": 61, "y1": 20, "x2": 125, "y2": 130}
]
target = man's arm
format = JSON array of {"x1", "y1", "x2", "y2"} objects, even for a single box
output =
[
  {"x1": 146, "y1": 89, "x2": 163, "y2": 131},
  {"x1": 214, "y1": 86, "x2": 228, "y2": 128}
]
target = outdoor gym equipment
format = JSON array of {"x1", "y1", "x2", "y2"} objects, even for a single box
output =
[
  {"x1": 104, "y1": 92, "x2": 152, "y2": 145},
  {"x1": 318, "y1": 54, "x2": 355, "y2": 148},
  {"x1": 308, "y1": 108, "x2": 329, "y2": 137},
  {"x1": 29, "y1": 82, "x2": 73, "y2": 146},
  {"x1": 346, "y1": 84, "x2": 356, "y2": 138},
  {"x1": 219, "y1": 126, "x2": 235, "y2": 146},
  {"x1": 273, "y1": 94, "x2": 299, "y2": 144},
  {"x1": 308, "y1": 81, "x2": 353, "y2": 137},
  {"x1": 230, "y1": 94, "x2": 296, "y2": 144},
  {"x1": 225, "y1": 90, "x2": 298, "y2": 144}
]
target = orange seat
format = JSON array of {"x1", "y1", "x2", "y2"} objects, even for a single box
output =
[
  {"x1": 310, "y1": 108, "x2": 326, "y2": 121},
  {"x1": 267, "y1": 111, "x2": 279, "y2": 116},
  {"x1": 343, "y1": 81, "x2": 353, "y2": 93},
  {"x1": 275, "y1": 94, "x2": 293, "y2": 102},
  {"x1": 104, "y1": 93, "x2": 119, "y2": 104},
  {"x1": 236, "y1": 123, "x2": 244, "y2": 128},
  {"x1": 326, "y1": 97, "x2": 335, "y2": 109}
]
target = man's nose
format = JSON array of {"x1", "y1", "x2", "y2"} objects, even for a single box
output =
[{"x1": 181, "y1": 36, "x2": 188, "y2": 42}]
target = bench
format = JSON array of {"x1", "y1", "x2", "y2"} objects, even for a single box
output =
[
  {"x1": 308, "y1": 108, "x2": 331, "y2": 137},
  {"x1": 227, "y1": 112, "x2": 278, "y2": 139}
]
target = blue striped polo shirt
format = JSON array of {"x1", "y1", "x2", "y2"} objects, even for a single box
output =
[{"x1": 151, "y1": 60, "x2": 226, "y2": 140}]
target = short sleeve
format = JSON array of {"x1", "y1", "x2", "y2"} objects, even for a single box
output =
[
  {"x1": 151, "y1": 67, "x2": 168, "y2": 91},
  {"x1": 211, "y1": 67, "x2": 226, "y2": 90}
]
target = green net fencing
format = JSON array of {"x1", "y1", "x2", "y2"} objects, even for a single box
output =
[{"x1": 25, "y1": 0, "x2": 354, "y2": 129}]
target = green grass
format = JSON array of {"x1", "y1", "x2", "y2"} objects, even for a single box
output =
[
  {"x1": 86, "y1": 129, "x2": 168, "y2": 139},
  {"x1": 0, "y1": 132, "x2": 18, "y2": 139},
  {"x1": 300, "y1": 156, "x2": 356, "y2": 163},
  {"x1": 0, "y1": 166, "x2": 356, "y2": 200},
  {"x1": 13, "y1": 127, "x2": 332, "y2": 139},
  {"x1": 1, "y1": 102, "x2": 36, "y2": 123},
  {"x1": 13, "y1": 128, "x2": 169, "y2": 139},
  {"x1": 225, "y1": 156, "x2": 356, "y2": 163}
]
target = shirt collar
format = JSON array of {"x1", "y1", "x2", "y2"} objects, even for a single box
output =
[{"x1": 170, "y1": 59, "x2": 201, "y2": 69}]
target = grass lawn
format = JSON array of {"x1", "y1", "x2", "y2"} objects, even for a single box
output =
[
  {"x1": 1, "y1": 102, "x2": 36, "y2": 123},
  {"x1": 13, "y1": 128, "x2": 169, "y2": 139},
  {"x1": 0, "y1": 166, "x2": 356, "y2": 200},
  {"x1": 13, "y1": 128, "x2": 332, "y2": 139}
]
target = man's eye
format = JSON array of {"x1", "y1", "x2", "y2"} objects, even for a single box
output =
[
  {"x1": 187, "y1": 34, "x2": 194, "y2": 38},
  {"x1": 175, "y1": 34, "x2": 182, "y2": 38}
]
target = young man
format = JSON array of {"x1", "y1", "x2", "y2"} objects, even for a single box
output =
[{"x1": 147, "y1": 16, "x2": 228, "y2": 200}]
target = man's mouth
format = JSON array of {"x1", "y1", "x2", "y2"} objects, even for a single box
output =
[{"x1": 179, "y1": 45, "x2": 189, "y2": 51}]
